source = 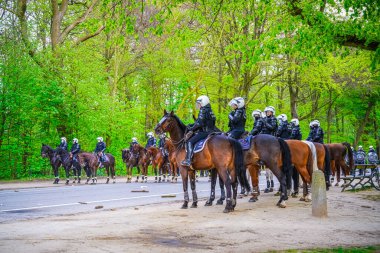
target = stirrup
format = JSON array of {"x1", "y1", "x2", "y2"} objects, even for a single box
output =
[{"x1": 181, "y1": 160, "x2": 191, "y2": 166}]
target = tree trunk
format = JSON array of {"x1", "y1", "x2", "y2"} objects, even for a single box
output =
[
  {"x1": 354, "y1": 101, "x2": 375, "y2": 147},
  {"x1": 326, "y1": 89, "x2": 333, "y2": 143}
]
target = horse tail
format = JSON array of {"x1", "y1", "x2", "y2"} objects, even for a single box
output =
[
  {"x1": 342, "y1": 142, "x2": 354, "y2": 171},
  {"x1": 323, "y1": 145, "x2": 331, "y2": 174},
  {"x1": 306, "y1": 145, "x2": 314, "y2": 179},
  {"x1": 229, "y1": 138, "x2": 250, "y2": 192},
  {"x1": 277, "y1": 138, "x2": 292, "y2": 173}
]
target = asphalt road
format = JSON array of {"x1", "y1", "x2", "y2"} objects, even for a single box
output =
[{"x1": 0, "y1": 174, "x2": 274, "y2": 223}]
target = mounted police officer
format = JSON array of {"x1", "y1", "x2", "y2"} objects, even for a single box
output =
[
  {"x1": 250, "y1": 109, "x2": 263, "y2": 136},
  {"x1": 145, "y1": 132, "x2": 156, "y2": 148},
  {"x1": 367, "y1": 146, "x2": 378, "y2": 164},
  {"x1": 289, "y1": 118, "x2": 302, "y2": 140},
  {"x1": 94, "y1": 137, "x2": 106, "y2": 166},
  {"x1": 70, "y1": 138, "x2": 81, "y2": 163},
  {"x1": 261, "y1": 106, "x2": 278, "y2": 136},
  {"x1": 58, "y1": 137, "x2": 68, "y2": 151},
  {"x1": 276, "y1": 114, "x2": 291, "y2": 139},
  {"x1": 181, "y1": 95, "x2": 216, "y2": 166},
  {"x1": 227, "y1": 97, "x2": 246, "y2": 139},
  {"x1": 307, "y1": 120, "x2": 324, "y2": 144},
  {"x1": 129, "y1": 137, "x2": 139, "y2": 151}
]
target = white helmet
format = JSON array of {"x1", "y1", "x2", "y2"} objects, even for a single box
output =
[
  {"x1": 160, "y1": 133, "x2": 166, "y2": 138},
  {"x1": 73, "y1": 138, "x2": 78, "y2": 143},
  {"x1": 264, "y1": 106, "x2": 275, "y2": 115},
  {"x1": 61, "y1": 137, "x2": 67, "y2": 142},
  {"x1": 97, "y1": 137, "x2": 103, "y2": 142},
  {"x1": 291, "y1": 118, "x2": 299, "y2": 126},
  {"x1": 277, "y1": 114, "x2": 287, "y2": 122},
  {"x1": 229, "y1": 97, "x2": 245, "y2": 109},
  {"x1": 196, "y1": 95, "x2": 210, "y2": 107},
  {"x1": 369, "y1": 146, "x2": 374, "y2": 149},
  {"x1": 132, "y1": 137, "x2": 138, "y2": 142},
  {"x1": 252, "y1": 109, "x2": 262, "y2": 118},
  {"x1": 358, "y1": 145, "x2": 363, "y2": 149},
  {"x1": 147, "y1": 132, "x2": 154, "y2": 138},
  {"x1": 313, "y1": 120, "x2": 320, "y2": 127},
  {"x1": 309, "y1": 120, "x2": 315, "y2": 127}
]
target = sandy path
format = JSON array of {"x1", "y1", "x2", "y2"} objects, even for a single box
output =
[{"x1": 0, "y1": 184, "x2": 379, "y2": 252}]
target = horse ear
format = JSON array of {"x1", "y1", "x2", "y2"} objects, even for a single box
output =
[
  {"x1": 170, "y1": 110, "x2": 174, "y2": 116},
  {"x1": 164, "y1": 109, "x2": 168, "y2": 115},
  {"x1": 42, "y1": 143, "x2": 45, "y2": 146}
]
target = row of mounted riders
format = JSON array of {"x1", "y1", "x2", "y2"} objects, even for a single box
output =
[{"x1": 41, "y1": 96, "x2": 355, "y2": 213}]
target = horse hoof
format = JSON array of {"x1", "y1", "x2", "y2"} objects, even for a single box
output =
[
  {"x1": 291, "y1": 193, "x2": 299, "y2": 198},
  {"x1": 181, "y1": 204, "x2": 188, "y2": 209},
  {"x1": 299, "y1": 197, "x2": 305, "y2": 201},
  {"x1": 274, "y1": 192, "x2": 280, "y2": 196},
  {"x1": 191, "y1": 202, "x2": 197, "y2": 208},
  {"x1": 216, "y1": 199, "x2": 224, "y2": 205},
  {"x1": 279, "y1": 201, "x2": 286, "y2": 208},
  {"x1": 304, "y1": 198, "x2": 311, "y2": 203},
  {"x1": 205, "y1": 201, "x2": 213, "y2": 206},
  {"x1": 249, "y1": 197, "x2": 257, "y2": 203},
  {"x1": 334, "y1": 182, "x2": 339, "y2": 186}
]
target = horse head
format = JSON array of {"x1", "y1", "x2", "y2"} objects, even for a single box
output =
[
  {"x1": 41, "y1": 144, "x2": 53, "y2": 158},
  {"x1": 155, "y1": 110, "x2": 186, "y2": 141},
  {"x1": 122, "y1": 149, "x2": 130, "y2": 163}
]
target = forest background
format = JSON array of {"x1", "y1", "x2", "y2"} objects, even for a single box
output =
[{"x1": 0, "y1": 0, "x2": 379, "y2": 179}]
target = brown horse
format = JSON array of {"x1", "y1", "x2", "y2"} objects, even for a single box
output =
[
  {"x1": 77, "y1": 152, "x2": 115, "y2": 184},
  {"x1": 164, "y1": 139, "x2": 179, "y2": 182},
  {"x1": 285, "y1": 140, "x2": 318, "y2": 202},
  {"x1": 325, "y1": 143, "x2": 353, "y2": 186},
  {"x1": 313, "y1": 142, "x2": 331, "y2": 189},
  {"x1": 123, "y1": 147, "x2": 140, "y2": 183},
  {"x1": 132, "y1": 144, "x2": 150, "y2": 183},
  {"x1": 41, "y1": 144, "x2": 62, "y2": 184},
  {"x1": 154, "y1": 110, "x2": 247, "y2": 213},
  {"x1": 147, "y1": 146, "x2": 171, "y2": 183},
  {"x1": 243, "y1": 134, "x2": 293, "y2": 207}
]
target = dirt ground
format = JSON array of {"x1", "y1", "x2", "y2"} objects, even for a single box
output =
[{"x1": 0, "y1": 181, "x2": 379, "y2": 253}]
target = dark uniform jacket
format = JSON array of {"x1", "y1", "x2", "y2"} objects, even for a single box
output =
[
  {"x1": 289, "y1": 125, "x2": 302, "y2": 140},
  {"x1": 355, "y1": 150, "x2": 366, "y2": 164},
  {"x1": 190, "y1": 104, "x2": 216, "y2": 133},
  {"x1": 70, "y1": 143, "x2": 81, "y2": 155},
  {"x1": 228, "y1": 108, "x2": 246, "y2": 132},
  {"x1": 250, "y1": 117, "x2": 263, "y2": 136},
  {"x1": 145, "y1": 137, "x2": 156, "y2": 148},
  {"x1": 260, "y1": 116, "x2": 278, "y2": 136},
  {"x1": 58, "y1": 141, "x2": 68, "y2": 151},
  {"x1": 277, "y1": 121, "x2": 291, "y2": 139},
  {"x1": 95, "y1": 141, "x2": 106, "y2": 153},
  {"x1": 367, "y1": 150, "x2": 378, "y2": 164}
]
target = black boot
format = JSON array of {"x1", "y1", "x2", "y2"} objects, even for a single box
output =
[{"x1": 181, "y1": 142, "x2": 193, "y2": 166}]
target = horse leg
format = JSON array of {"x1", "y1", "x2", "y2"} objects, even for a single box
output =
[
  {"x1": 291, "y1": 168, "x2": 299, "y2": 198},
  {"x1": 247, "y1": 164, "x2": 259, "y2": 202},
  {"x1": 77, "y1": 164, "x2": 82, "y2": 184},
  {"x1": 135, "y1": 166, "x2": 140, "y2": 183},
  {"x1": 219, "y1": 170, "x2": 233, "y2": 213},
  {"x1": 53, "y1": 165, "x2": 59, "y2": 184},
  {"x1": 106, "y1": 165, "x2": 110, "y2": 184},
  {"x1": 205, "y1": 169, "x2": 217, "y2": 206},
  {"x1": 189, "y1": 170, "x2": 198, "y2": 208},
  {"x1": 335, "y1": 161, "x2": 340, "y2": 186},
  {"x1": 180, "y1": 167, "x2": 189, "y2": 209},
  {"x1": 65, "y1": 166, "x2": 70, "y2": 185},
  {"x1": 153, "y1": 165, "x2": 158, "y2": 183},
  {"x1": 216, "y1": 175, "x2": 226, "y2": 205}
]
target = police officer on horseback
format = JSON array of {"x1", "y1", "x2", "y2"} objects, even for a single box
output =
[
  {"x1": 261, "y1": 106, "x2": 278, "y2": 136},
  {"x1": 289, "y1": 118, "x2": 302, "y2": 140},
  {"x1": 145, "y1": 132, "x2": 156, "y2": 148},
  {"x1": 58, "y1": 137, "x2": 68, "y2": 151},
  {"x1": 250, "y1": 109, "x2": 263, "y2": 136},
  {"x1": 227, "y1": 97, "x2": 246, "y2": 139},
  {"x1": 158, "y1": 133, "x2": 169, "y2": 158},
  {"x1": 306, "y1": 120, "x2": 324, "y2": 144},
  {"x1": 129, "y1": 137, "x2": 138, "y2": 151},
  {"x1": 70, "y1": 138, "x2": 81, "y2": 163},
  {"x1": 356, "y1": 145, "x2": 366, "y2": 165},
  {"x1": 276, "y1": 114, "x2": 291, "y2": 139},
  {"x1": 181, "y1": 95, "x2": 216, "y2": 166},
  {"x1": 94, "y1": 137, "x2": 106, "y2": 165},
  {"x1": 367, "y1": 146, "x2": 378, "y2": 164}
]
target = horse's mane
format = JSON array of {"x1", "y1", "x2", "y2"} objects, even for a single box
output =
[
  {"x1": 172, "y1": 114, "x2": 187, "y2": 132},
  {"x1": 42, "y1": 144, "x2": 55, "y2": 151}
]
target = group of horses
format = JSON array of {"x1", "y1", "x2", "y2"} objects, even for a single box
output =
[
  {"x1": 41, "y1": 110, "x2": 353, "y2": 214},
  {"x1": 154, "y1": 110, "x2": 353, "y2": 213}
]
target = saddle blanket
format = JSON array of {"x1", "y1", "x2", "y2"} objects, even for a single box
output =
[
  {"x1": 194, "y1": 138, "x2": 209, "y2": 154},
  {"x1": 238, "y1": 135, "x2": 253, "y2": 151}
]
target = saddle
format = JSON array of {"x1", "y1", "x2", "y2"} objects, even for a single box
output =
[
  {"x1": 237, "y1": 135, "x2": 253, "y2": 151},
  {"x1": 193, "y1": 132, "x2": 221, "y2": 154}
]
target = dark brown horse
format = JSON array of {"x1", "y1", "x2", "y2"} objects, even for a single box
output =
[
  {"x1": 154, "y1": 110, "x2": 247, "y2": 213},
  {"x1": 124, "y1": 147, "x2": 140, "y2": 183},
  {"x1": 132, "y1": 144, "x2": 150, "y2": 183},
  {"x1": 325, "y1": 143, "x2": 353, "y2": 186},
  {"x1": 243, "y1": 134, "x2": 292, "y2": 207},
  {"x1": 77, "y1": 152, "x2": 116, "y2": 184},
  {"x1": 55, "y1": 147, "x2": 85, "y2": 184},
  {"x1": 41, "y1": 144, "x2": 62, "y2": 184}
]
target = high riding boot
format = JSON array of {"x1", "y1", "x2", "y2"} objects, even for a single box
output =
[
  {"x1": 264, "y1": 181, "x2": 270, "y2": 193},
  {"x1": 181, "y1": 142, "x2": 193, "y2": 166},
  {"x1": 270, "y1": 180, "x2": 274, "y2": 192}
]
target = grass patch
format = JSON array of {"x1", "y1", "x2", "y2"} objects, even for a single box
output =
[
  {"x1": 347, "y1": 185, "x2": 373, "y2": 192},
  {"x1": 271, "y1": 245, "x2": 380, "y2": 253}
]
